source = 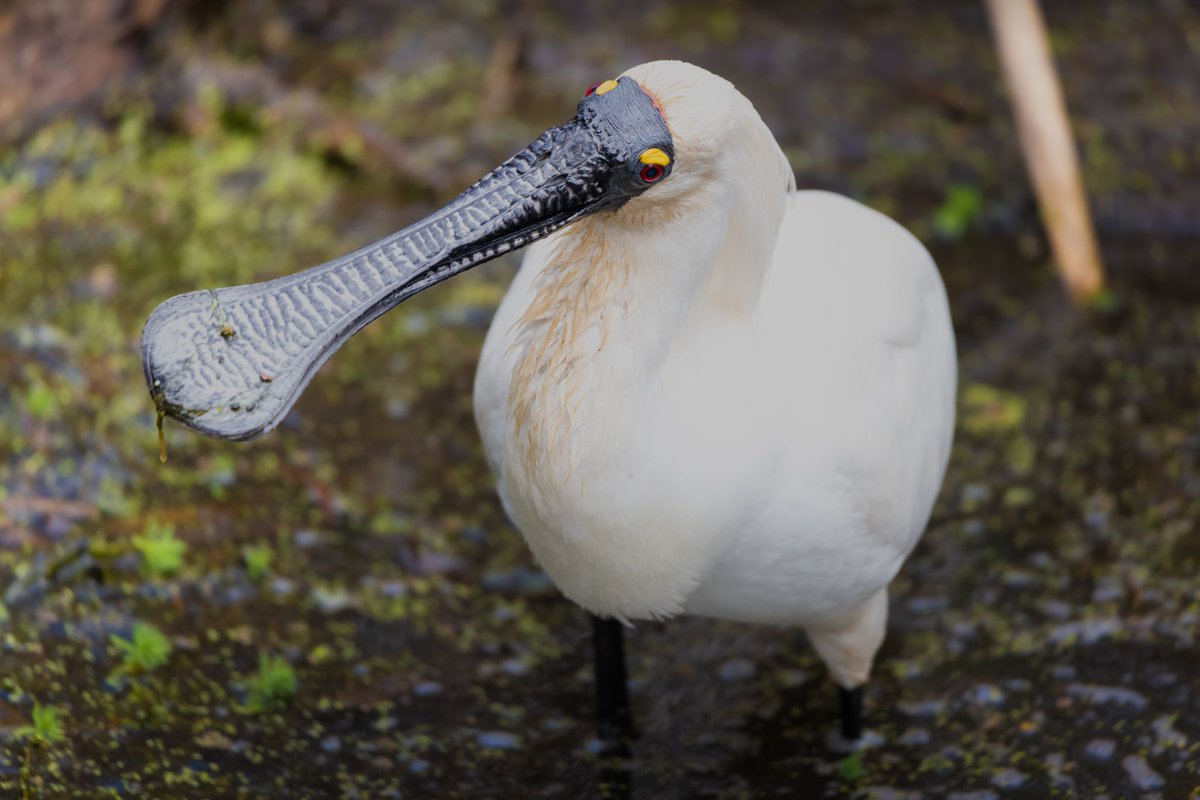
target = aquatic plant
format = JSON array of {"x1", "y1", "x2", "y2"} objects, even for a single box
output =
[
  {"x1": 241, "y1": 544, "x2": 273, "y2": 581},
  {"x1": 14, "y1": 702, "x2": 67, "y2": 746},
  {"x1": 132, "y1": 521, "x2": 186, "y2": 576},
  {"x1": 245, "y1": 653, "x2": 297, "y2": 712},
  {"x1": 837, "y1": 752, "x2": 866, "y2": 781},
  {"x1": 111, "y1": 622, "x2": 173, "y2": 675},
  {"x1": 20, "y1": 377, "x2": 59, "y2": 421},
  {"x1": 933, "y1": 184, "x2": 984, "y2": 239},
  {"x1": 14, "y1": 702, "x2": 67, "y2": 800}
]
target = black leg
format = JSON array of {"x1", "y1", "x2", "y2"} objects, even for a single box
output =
[
  {"x1": 591, "y1": 614, "x2": 635, "y2": 750},
  {"x1": 839, "y1": 686, "x2": 863, "y2": 741},
  {"x1": 597, "y1": 762, "x2": 632, "y2": 800}
]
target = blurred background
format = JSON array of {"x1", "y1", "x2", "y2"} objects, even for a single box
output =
[{"x1": 1, "y1": 1, "x2": 1198, "y2": 797}]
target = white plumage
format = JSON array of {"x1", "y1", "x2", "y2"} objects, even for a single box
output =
[{"x1": 473, "y1": 61, "x2": 955, "y2": 690}]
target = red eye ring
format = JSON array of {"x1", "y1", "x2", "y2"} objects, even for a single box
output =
[
  {"x1": 639, "y1": 163, "x2": 665, "y2": 183},
  {"x1": 585, "y1": 82, "x2": 601, "y2": 97}
]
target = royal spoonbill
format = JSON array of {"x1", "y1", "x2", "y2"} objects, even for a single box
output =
[{"x1": 142, "y1": 60, "x2": 956, "y2": 745}]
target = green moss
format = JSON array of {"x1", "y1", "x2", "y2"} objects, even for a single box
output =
[
  {"x1": 837, "y1": 751, "x2": 867, "y2": 781},
  {"x1": 242, "y1": 544, "x2": 273, "y2": 581},
  {"x1": 960, "y1": 383, "x2": 1028, "y2": 435},
  {"x1": 21, "y1": 377, "x2": 59, "y2": 421},
  {"x1": 933, "y1": 184, "x2": 984, "y2": 239},
  {"x1": 133, "y1": 521, "x2": 187, "y2": 576},
  {"x1": 14, "y1": 703, "x2": 67, "y2": 746},
  {"x1": 245, "y1": 654, "x2": 297, "y2": 713},
  {"x1": 111, "y1": 622, "x2": 174, "y2": 676}
]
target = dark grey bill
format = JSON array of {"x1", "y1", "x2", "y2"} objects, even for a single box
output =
[{"x1": 142, "y1": 76, "x2": 673, "y2": 441}]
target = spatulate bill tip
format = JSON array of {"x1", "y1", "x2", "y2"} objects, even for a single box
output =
[{"x1": 139, "y1": 288, "x2": 294, "y2": 442}]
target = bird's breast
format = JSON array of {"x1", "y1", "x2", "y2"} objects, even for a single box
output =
[
  {"x1": 472, "y1": 191, "x2": 957, "y2": 625},
  {"x1": 474, "y1": 243, "x2": 771, "y2": 620},
  {"x1": 499, "y1": 329, "x2": 770, "y2": 620}
]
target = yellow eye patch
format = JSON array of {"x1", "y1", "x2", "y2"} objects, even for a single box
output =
[
  {"x1": 594, "y1": 79, "x2": 619, "y2": 95},
  {"x1": 638, "y1": 148, "x2": 671, "y2": 167}
]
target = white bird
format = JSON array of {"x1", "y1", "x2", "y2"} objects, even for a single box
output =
[
  {"x1": 474, "y1": 60, "x2": 956, "y2": 741},
  {"x1": 142, "y1": 60, "x2": 956, "y2": 745}
]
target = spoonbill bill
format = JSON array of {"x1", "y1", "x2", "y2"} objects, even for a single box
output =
[{"x1": 142, "y1": 60, "x2": 956, "y2": 745}]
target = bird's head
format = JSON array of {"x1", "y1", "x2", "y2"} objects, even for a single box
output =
[
  {"x1": 142, "y1": 61, "x2": 791, "y2": 441},
  {"x1": 614, "y1": 61, "x2": 791, "y2": 210}
]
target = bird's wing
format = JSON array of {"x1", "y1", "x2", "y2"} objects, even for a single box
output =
[{"x1": 763, "y1": 191, "x2": 957, "y2": 557}]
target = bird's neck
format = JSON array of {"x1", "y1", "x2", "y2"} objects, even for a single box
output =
[{"x1": 505, "y1": 194, "x2": 777, "y2": 494}]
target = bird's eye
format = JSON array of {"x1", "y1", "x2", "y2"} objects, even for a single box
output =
[
  {"x1": 639, "y1": 163, "x2": 664, "y2": 183},
  {"x1": 585, "y1": 82, "x2": 601, "y2": 97}
]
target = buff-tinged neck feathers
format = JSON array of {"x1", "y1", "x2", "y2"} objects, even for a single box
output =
[
  {"x1": 507, "y1": 217, "x2": 629, "y2": 488},
  {"x1": 504, "y1": 61, "x2": 795, "y2": 502}
]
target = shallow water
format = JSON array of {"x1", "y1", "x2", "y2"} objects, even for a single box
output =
[{"x1": 1, "y1": 2, "x2": 1199, "y2": 797}]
